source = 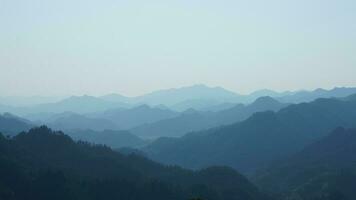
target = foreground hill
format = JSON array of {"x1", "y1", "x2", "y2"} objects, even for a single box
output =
[
  {"x1": 254, "y1": 128, "x2": 356, "y2": 200},
  {"x1": 0, "y1": 126, "x2": 269, "y2": 200},
  {"x1": 143, "y1": 96, "x2": 356, "y2": 174},
  {"x1": 132, "y1": 96, "x2": 287, "y2": 138}
]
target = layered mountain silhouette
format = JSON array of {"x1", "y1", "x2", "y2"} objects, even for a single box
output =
[
  {"x1": 255, "y1": 127, "x2": 356, "y2": 200},
  {"x1": 1, "y1": 85, "x2": 356, "y2": 200},
  {"x1": 2, "y1": 85, "x2": 356, "y2": 116},
  {"x1": 0, "y1": 126, "x2": 269, "y2": 200},
  {"x1": 132, "y1": 96, "x2": 287, "y2": 138},
  {"x1": 143, "y1": 96, "x2": 356, "y2": 174}
]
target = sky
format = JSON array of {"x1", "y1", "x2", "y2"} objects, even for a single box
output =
[{"x1": 1, "y1": 0, "x2": 356, "y2": 97}]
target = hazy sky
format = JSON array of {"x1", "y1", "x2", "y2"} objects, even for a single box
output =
[{"x1": 1, "y1": 0, "x2": 356, "y2": 96}]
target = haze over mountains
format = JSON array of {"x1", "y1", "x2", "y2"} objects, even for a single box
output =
[
  {"x1": 3, "y1": 0, "x2": 356, "y2": 198},
  {"x1": 1, "y1": 85, "x2": 356, "y2": 146},
  {"x1": 1, "y1": 85, "x2": 356, "y2": 200},
  {"x1": 2, "y1": 85, "x2": 356, "y2": 115}
]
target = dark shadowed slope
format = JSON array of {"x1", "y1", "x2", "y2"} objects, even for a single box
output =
[
  {"x1": 0, "y1": 126, "x2": 269, "y2": 200},
  {"x1": 143, "y1": 96, "x2": 356, "y2": 174},
  {"x1": 254, "y1": 128, "x2": 356, "y2": 200},
  {"x1": 132, "y1": 96, "x2": 287, "y2": 138}
]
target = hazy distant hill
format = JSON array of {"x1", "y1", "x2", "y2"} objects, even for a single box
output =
[
  {"x1": 100, "y1": 93, "x2": 132, "y2": 103},
  {"x1": 0, "y1": 95, "x2": 129, "y2": 116},
  {"x1": 32, "y1": 95, "x2": 128, "y2": 114},
  {"x1": 255, "y1": 127, "x2": 356, "y2": 199},
  {"x1": 134, "y1": 84, "x2": 244, "y2": 106},
  {"x1": 92, "y1": 105, "x2": 179, "y2": 129},
  {"x1": 2, "y1": 86, "x2": 356, "y2": 116},
  {"x1": 170, "y1": 98, "x2": 227, "y2": 111},
  {"x1": 132, "y1": 96, "x2": 287, "y2": 138},
  {"x1": 143, "y1": 96, "x2": 356, "y2": 174},
  {"x1": 132, "y1": 111, "x2": 214, "y2": 138},
  {"x1": 66, "y1": 129, "x2": 147, "y2": 148},
  {"x1": 97, "y1": 84, "x2": 246, "y2": 110},
  {"x1": 0, "y1": 113, "x2": 34, "y2": 136},
  {"x1": 0, "y1": 126, "x2": 269, "y2": 200},
  {"x1": 200, "y1": 102, "x2": 237, "y2": 112},
  {"x1": 277, "y1": 87, "x2": 356, "y2": 103},
  {"x1": 98, "y1": 86, "x2": 356, "y2": 111},
  {"x1": 45, "y1": 112, "x2": 119, "y2": 131},
  {"x1": 246, "y1": 89, "x2": 295, "y2": 102},
  {"x1": 0, "y1": 96, "x2": 63, "y2": 107}
]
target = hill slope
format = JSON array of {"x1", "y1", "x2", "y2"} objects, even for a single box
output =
[{"x1": 254, "y1": 128, "x2": 356, "y2": 200}]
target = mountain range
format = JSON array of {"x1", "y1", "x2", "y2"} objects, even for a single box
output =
[
  {"x1": 2, "y1": 85, "x2": 356, "y2": 116},
  {"x1": 143, "y1": 95, "x2": 356, "y2": 174},
  {"x1": 132, "y1": 96, "x2": 288, "y2": 138}
]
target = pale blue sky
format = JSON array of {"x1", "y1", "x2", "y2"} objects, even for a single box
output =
[{"x1": 1, "y1": 0, "x2": 355, "y2": 96}]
